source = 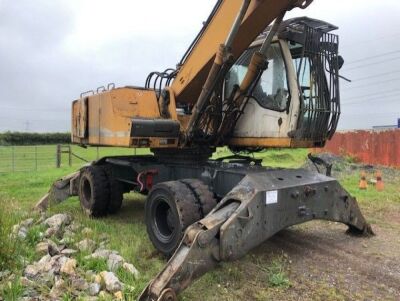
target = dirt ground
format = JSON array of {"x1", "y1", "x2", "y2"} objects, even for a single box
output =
[
  {"x1": 193, "y1": 207, "x2": 400, "y2": 301},
  {"x1": 264, "y1": 221, "x2": 399, "y2": 301}
]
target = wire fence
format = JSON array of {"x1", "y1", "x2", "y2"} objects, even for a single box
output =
[
  {"x1": 0, "y1": 145, "x2": 58, "y2": 173},
  {"x1": 0, "y1": 145, "x2": 144, "y2": 173}
]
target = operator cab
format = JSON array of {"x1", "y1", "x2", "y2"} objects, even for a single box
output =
[{"x1": 227, "y1": 17, "x2": 341, "y2": 149}]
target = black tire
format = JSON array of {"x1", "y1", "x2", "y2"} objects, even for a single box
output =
[
  {"x1": 179, "y1": 179, "x2": 217, "y2": 216},
  {"x1": 104, "y1": 167, "x2": 124, "y2": 214},
  {"x1": 108, "y1": 180, "x2": 124, "y2": 214},
  {"x1": 145, "y1": 181, "x2": 202, "y2": 257},
  {"x1": 78, "y1": 166, "x2": 110, "y2": 217}
]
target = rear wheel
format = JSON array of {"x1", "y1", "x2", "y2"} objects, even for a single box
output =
[
  {"x1": 78, "y1": 166, "x2": 109, "y2": 217},
  {"x1": 104, "y1": 167, "x2": 124, "y2": 214},
  {"x1": 145, "y1": 181, "x2": 202, "y2": 257}
]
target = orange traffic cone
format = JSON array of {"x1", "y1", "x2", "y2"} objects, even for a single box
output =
[
  {"x1": 359, "y1": 171, "x2": 368, "y2": 190},
  {"x1": 375, "y1": 170, "x2": 384, "y2": 192}
]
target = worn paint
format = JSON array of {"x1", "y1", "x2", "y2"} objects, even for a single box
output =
[{"x1": 317, "y1": 130, "x2": 400, "y2": 168}]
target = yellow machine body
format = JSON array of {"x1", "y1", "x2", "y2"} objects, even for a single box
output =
[
  {"x1": 71, "y1": 0, "x2": 339, "y2": 152},
  {"x1": 72, "y1": 88, "x2": 179, "y2": 148}
]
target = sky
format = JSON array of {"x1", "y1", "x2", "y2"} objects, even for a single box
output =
[{"x1": 0, "y1": 0, "x2": 399, "y2": 133}]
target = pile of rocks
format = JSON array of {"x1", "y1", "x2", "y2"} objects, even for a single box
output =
[{"x1": 7, "y1": 213, "x2": 140, "y2": 300}]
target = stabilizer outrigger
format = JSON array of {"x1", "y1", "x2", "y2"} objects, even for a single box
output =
[{"x1": 139, "y1": 169, "x2": 373, "y2": 301}]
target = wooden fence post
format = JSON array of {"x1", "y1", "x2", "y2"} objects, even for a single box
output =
[
  {"x1": 12, "y1": 146, "x2": 15, "y2": 172},
  {"x1": 35, "y1": 146, "x2": 38, "y2": 171},
  {"x1": 56, "y1": 145, "x2": 61, "y2": 168},
  {"x1": 68, "y1": 145, "x2": 72, "y2": 166}
]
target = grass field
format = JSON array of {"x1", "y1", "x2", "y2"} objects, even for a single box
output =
[{"x1": 0, "y1": 147, "x2": 399, "y2": 300}]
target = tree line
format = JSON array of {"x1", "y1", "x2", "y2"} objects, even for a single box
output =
[{"x1": 0, "y1": 132, "x2": 71, "y2": 146}]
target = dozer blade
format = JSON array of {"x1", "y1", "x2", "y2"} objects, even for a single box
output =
[
  {"x1": 35, "y1": 171, "x2": 80, "y2": 211},
  {"x1": 139, "y1": 170, "x2": 373, "y2": 301}
]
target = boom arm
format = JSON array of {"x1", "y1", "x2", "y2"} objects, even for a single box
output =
[
  {"x1": 162, "y1": 0, "x2": 314, "y2": 145},
  {"x1": 170, "y1": 0, "x2": 313, "y2": 106}
]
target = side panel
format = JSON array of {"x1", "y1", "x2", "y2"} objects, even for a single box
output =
[
  {"x1": 72, "y1": 88, "x2": 164, "y2": 147},
  {"x1": 71, "y1": 98, "x2": 88, "y2": 140}
]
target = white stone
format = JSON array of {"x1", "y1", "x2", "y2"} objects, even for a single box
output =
[
  {"x1": 35, "y1": 242, "x2": 49, "y2": 255},
  {"x1": 17, "y1": 227, "x2": 28, "y2": 239},
  {"x1": 60, "y1": 258, "x2": 77, "y2": 275},
  {"x1": 76, "y1": 238, "x2": 96, "y2": 252},
  {"x1": 99, "y1": 271, "x2": 122, "y2": 293},
  {"x1": 47, "y1": 240, "x2": 60, "y2": 256},
  {"x1": 72, "y1": 277, "x2": 89, "y2": 291},
  {"x1": 44, "y1": 214, "x2": 71, "y2": 229},
  {"x1": 86, "y1": 249, "x2": 112, "y2": 260},
  {"x1": 122, "y1": 262, "x2": 140, "y2": 279},
  {"x1": 88, "y1": 282, "x2": 101, "y2": 296},
  {"x1": 107, "y1": 254, "x2": 124, "y2": 271},
  {"x1": 44, "y1": 227, "x2": 58, "y2": 238},
  {"x1": 24, "y1": 264, "x2": 41, "y2": 278},
  {"x1": 38, "y1": 254, "x2": 52, "y2": 265},
  {"x1": 114, "y1": 291, "x2": 123, "y2": 300},
  {"x1": 60, "y1": 248, "x2": 78, "y2": 256}
]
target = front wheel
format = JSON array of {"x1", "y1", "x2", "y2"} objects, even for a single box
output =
[{"x1": 145, "y1": 181, "x2": 202, "y2": 257}]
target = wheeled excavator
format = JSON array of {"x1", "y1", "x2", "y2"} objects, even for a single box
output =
[{"x1": 38, "y1": 0, "x2": 373, "y2": 300}]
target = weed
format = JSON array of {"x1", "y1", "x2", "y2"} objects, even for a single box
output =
[
  {"x1": 76, "y1": 255, "x2": 107, "y2": 273},
  {"x1": 26, "y1": 225, "x2": 45, "y2": 247},
  {"x1": 1, "y1": 279, "x2": 24, "y2": 301},
  {"x1": 268, "y1": 270, "x2": 290, "y2": 288},
  {"x1": 344, "y1": 154, "x2": 360, "y2": 164},
  {"x1": 258, "y1": 256, "x2": 291, "y2": 289},
  {"x1": 0, "y1": 202, "x2": 19, "y2": 271},
  {"x1": 61, "y1": 292, "x2": 75, "y2": 301}
]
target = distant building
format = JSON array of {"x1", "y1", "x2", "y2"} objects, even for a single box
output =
[
  {"x1": 372, "y1": 125, "x2": 398, "y2": 130},
  {"x1": 372, "y1": 118, "x2": 400, "y2": 130}
]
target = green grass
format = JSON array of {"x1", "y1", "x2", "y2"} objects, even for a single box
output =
[
  {"x1": 0, "y1": 201, "x2": 18, "y2": 271},
  {"x1": 0, "y1": 146, "x2": 399, "y2": 300},
  {"x1": 1, "y1": 278, "x2": 23, "y2": 301},
  {"x1": 266, "y1": 258, "x2": 291, "y2": 288}
]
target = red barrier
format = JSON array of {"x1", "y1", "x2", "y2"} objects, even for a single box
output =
[{"x1": 317, "y1": 129, "x2": 400, "y2": 168}]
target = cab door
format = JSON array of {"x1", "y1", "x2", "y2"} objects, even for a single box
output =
[{"x1": 229, "y1": 41, "x2": 300, "y2": 142}]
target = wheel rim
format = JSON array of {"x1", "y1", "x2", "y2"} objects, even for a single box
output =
[
  {"x1": 81, "y1": 177, "x2": 92, "y2": 207},
  {"x1": 151, "y1": 197, "x2": 178, "y2": 244}
]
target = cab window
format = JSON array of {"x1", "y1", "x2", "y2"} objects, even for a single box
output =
[{"x1": 226, "y1": 43, "x2": 289, "y2": 112}]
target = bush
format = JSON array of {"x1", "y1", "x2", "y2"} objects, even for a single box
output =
[{"x1": 0, "y1": 132, "x2": 71, "y2": 146}]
